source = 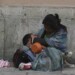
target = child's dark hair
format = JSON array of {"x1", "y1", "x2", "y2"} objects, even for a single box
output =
[
  {"x1": 42, "y1": 14, "x2": 67, "y2": 32},
  {"x1": 22, "y1": 33, "x2": 32, "y2": 45}
]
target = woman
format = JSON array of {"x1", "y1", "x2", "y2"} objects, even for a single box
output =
[{"x1": 37, "y1": 14, "x2": 67, "y2": 71}]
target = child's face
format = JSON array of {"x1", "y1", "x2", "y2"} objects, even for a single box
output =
[
  {"x1": 31, "y1": 34, "x2": 38, "y2": 43},
  {"x1": 27, "y1": 34, "x2": 38, "y2": 48},
  {"x1": 27, "y1": 38, "x2": 32, "y2": 48}
]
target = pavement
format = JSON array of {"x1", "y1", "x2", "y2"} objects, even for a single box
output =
[{"x1": 0, "y1": 67, "x2": 75, "y2": 75}]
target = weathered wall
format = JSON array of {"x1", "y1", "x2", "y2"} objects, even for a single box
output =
[{"x1": 0, "y1": 6, "x2": 75, "y2": 61}]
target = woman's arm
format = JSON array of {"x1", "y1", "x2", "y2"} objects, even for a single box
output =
[{"x1": 45, "y1": 29, "x2": 67, "y2": 53}]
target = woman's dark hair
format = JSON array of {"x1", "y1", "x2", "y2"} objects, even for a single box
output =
[
  {"x1": 22, "y1": 33, "x2": 32, "y2": 45},
  {"x1": 42, "y1": 14, "x2": 67, "y2": 32}
]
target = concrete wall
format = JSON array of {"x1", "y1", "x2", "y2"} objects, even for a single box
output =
[{"x1": 0, "y1": 6, "x2": 75, "y2": 61}]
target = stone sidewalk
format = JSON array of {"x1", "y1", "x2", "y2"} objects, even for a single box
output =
[{"x1": 0, "y1": 67, "x2": 75, "y2": 75}]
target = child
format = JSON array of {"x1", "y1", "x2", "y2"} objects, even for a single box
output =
[
  {"x1": 18, "y1": 33, "x2": 50, "y2": 71},
  {"x1": 13, "y1": 33, "x2": 36, "y2": 68}
]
